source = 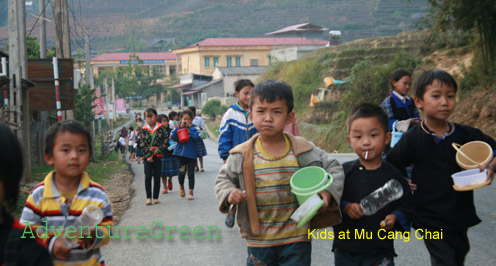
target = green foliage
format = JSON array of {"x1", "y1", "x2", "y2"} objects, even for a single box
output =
[
  {"x1": 26, "y1": 35, "x2": 40, "y2": 59},
  {"x1": 339, "y1": 51, "x2": 422, "y2": 113},
  {"x1": 422, "y1": 0, "x2": 496, "y2": 74},
  {"x1": 202, "y1": 99, "x2": 228, "y2": 118},
  {"x1": 459, "y1": 47, "x2": 496, "y2": 92},
  {"x1": 74, "y1": 84, "x2": 96, "y2": 129}
]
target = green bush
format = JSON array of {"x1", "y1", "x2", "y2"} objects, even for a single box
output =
[
  {"x1": 339, "y1": 51, "x2": 422, "y2": 113},
  {"x1": 202, "y1": 99, "x2": 229, "y2": 118}
]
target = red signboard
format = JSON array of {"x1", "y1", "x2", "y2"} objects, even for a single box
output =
[{"x1": 93, "y1": 87, "x2": 104, "y2": 119}]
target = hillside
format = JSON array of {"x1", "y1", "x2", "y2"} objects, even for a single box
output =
[{"x1": 0, "y1": 0, "x2": 429, "y2": 51}]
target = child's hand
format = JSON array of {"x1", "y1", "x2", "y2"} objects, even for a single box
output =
[
  {"x1": 53, "y1": 237, "x2": 72, "y2": 260},
  {"x1": 344, "y1": 203, "x2": 363, "y2": 219},
  {"x1": 383, "y1": 214, "x2": 397, "y2": 230},
  {"x1": 147, "y1": 157, "x2": 154, "y2": 163},
  {"x1": 484, "y1": 158, "x2": 496, "y2": 184},
  {"x1": 317, "y1": 190, "x2": 331, "y2": 213},
  {"x1": 228, "y1": 189, "x2": 247, "y2": 205},
  {"x1": 406, "y1": 178, "x2": 417, "y2": 191},
  {"x1": 409, "y1": 118, "x2": 421, "y2": 126}
]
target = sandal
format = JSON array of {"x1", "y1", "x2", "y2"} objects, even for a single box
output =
[
  {"x1": 153, "y1": 199, "x2": 160, "y2": 204},
  {"x1": 187, "y1": 191, "x2": 194, "y2": 200},
  {"x1": 168, "y1": 178, "x2": 173, "y2": 191},
  {"x1": 179, "y1": 185, "x2": 185, "y2": 198},
  {"x1": 162, "y1": 188, "x2": 168, "y2": 194},
  {"x1": 200, "y1": 168, "x2": 205, "y2": 172},
  {"x1": 146, "y1": 198, "x2": 152, "y2": 205}
]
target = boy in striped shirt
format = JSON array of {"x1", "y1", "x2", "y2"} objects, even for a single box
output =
[
  {"x1": 20, "y1": 121, "x2": 113, "y2": 266},
  {"x1": 215, "y1": 81, "x2": 344, "y2": 265}
]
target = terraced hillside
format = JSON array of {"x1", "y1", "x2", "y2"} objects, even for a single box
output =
[{"x1": 0, "y1": 0, "x2": 429, "y2": 51}]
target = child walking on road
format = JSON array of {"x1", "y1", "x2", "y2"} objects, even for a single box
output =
[
  {"x1": 139, "y1": 108, "x2": 169, "y2": 205},
  {"x1": 20, "y1": 120, "x2": 113, "y2": 266},
  {"x1": 333, "y1": 103, "x2": 413, "y2": 266},
  {"x1": 215, "y1": 80, "x2": 344, "y2": 265},
  {"x1": 159, "y1": 114, "x2": 179, "y2": 194},
  {"x1": 171, "y1": 110, "x2": 201, "y2": 200},
  {"x1": 188, "y1": 106, "x2": 207, "y2": 172},
  {"x1": 218, "y1": 79, "x2": 258, "y2": 162},
  {"x1": 387, "y1": 69, "x2": 496, "y2": 265}
]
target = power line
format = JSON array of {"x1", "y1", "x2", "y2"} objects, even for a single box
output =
[{"x1": 28, "y1": 0, "x2": 52, "y2": 36}]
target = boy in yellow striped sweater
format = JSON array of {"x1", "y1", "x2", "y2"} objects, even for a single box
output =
[
  {"x1": 20, "y1": 121, "x2": 113, "y2": 266},
  {"x1": 215, "y1": 81, "x2": 344, "y2": 265}
]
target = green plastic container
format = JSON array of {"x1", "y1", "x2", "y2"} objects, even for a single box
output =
[{"x1": 290, "y1": 166, "x2": 333, "y2": 228}]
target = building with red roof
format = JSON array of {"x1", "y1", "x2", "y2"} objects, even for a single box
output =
[
  {"x1": 173, "y1": 37, "x2": 327, "y2": 75},
  {"x1": 90, "y1": 52, "x2": 180, "y2": 77}
]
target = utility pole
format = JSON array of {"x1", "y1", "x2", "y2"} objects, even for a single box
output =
[
  {"x1": 8, "y1": 0, "x2": 31, "y2": 182},
  {"x1": 53, "y1": 0, "x2": 70, "y2": 58},
  {"x1": 39, "y1": 0, "x2": 47, "y2": 58},
  {"x1": 85, "y1": 31, "x2": 92, "y2": 86}
]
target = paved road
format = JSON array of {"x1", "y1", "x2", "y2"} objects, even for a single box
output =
[{"x1": 103, "y1": 138, "x2": 496, "y2": 265}]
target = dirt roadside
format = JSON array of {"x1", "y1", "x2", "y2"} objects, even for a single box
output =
[{"x1": 101, "y1": 165, "x2": 134, "y2": 225}]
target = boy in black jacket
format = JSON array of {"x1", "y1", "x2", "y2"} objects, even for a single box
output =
[
  {"x1": 333, "y1": 103, "x2": 413, "y2": 266},
  {"x1": 387, "y1": 69, "x2": 496, "y2": 266}
]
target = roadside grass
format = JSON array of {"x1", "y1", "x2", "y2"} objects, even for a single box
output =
[{"x1": 206, "y1": 121, "x2": 220, "y2": 139}]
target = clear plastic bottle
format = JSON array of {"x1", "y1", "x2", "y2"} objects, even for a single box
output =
[
  {"x1": 360, "y1": 179, "x2": 403, "y2": 216},
  {"x1": 63, "y1": 204, "x2": 104, "y2": 248}
]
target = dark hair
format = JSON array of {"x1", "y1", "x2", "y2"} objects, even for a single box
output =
[
  {"x1": 129, "y1": 126, "x2": 134, "y2": 131},
  {"x1": 44, "y1": 120, "x2": 93, "y2": 157},
  {"x1": 181, "y1": 109, "x2": 193, "y2": 119},
  {"x1": 158, "y1": 114, "x2": 168, "y2": 123},
  {"x1": 347, "y1": 103, "x2": 389, "y2": 133},
  {"x1": 234, "y1": 79, "x2": 254, "y2": 92},
  {"x1": 249, "y1": 80, "x2": 294, "y2": 113},
  {"x1": 414, "y1": 69, "x2": 458, "y2": 99},
  {"x1": 0, "y1": 122, "x2": 24, "y2": 213},
  {"x1": 168, "y1": 111, "x2": 177, "y2": 120},
  {"x1": 390, "y1": 68, "x2": 411, "y2": 90},
  {"x1": 176, "y1": 112, "x2": 182, "y2": 120},
  {"x1": 145, "y1": 108, "x2": 157, "y2": 116},
  {"x1": 188, "y1": 106, "x2": 196, "y2": 116}
]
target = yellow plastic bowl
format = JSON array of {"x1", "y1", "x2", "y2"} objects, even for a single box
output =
[{"x1": 452, "y1": 141, "x2": 493, "y2": 170}]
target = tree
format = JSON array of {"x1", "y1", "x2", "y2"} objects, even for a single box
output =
[
  {"x1": 423, "y1": 0, "x2": 496, "y2": 74},
  {"x1": 74, "y1": 84, "x2": 96, "y2": 129},
  {"x1": 26, "y1": 34, "x2": 40, "y2": 58}
]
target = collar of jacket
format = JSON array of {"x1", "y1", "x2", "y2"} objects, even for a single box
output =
[{"x1": 229, "y1": 132, "x2": 312, "y2": 235}]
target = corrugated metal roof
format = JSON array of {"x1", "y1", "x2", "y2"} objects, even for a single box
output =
[
  {"x1": 186, "y1": 37, "x2": 327, "y2": 48},
  {"x1": 191, "y1": 79, "x2": 222, "y2": 91},
  {"x1": 91, "y1": 52, "x2": 179, "y2": 61},
  {"x1": 169, "y1": 82, "x2": 192, "y2": 88},
  {"x1": 265, "y1": 23, "x2": 329, "y2": 36},
  {"x1": 216, "y1": 66, "x2": 267, "y2": 75}
]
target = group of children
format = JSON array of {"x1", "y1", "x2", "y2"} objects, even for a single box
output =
[
  {"x1": 1, "y1": 68, "x2": 494, "y2": 265},
  {"x1": 137, "y1": 107, "x2": 207, "y2": 204},
  {"x1": 215, "y1": 70, "x2": 496, "y2": 266}
]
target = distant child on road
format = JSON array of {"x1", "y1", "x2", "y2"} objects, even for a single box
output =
[
  {"x1": 188, "y1": 106, "x2": 207, "y2": 172},
  {"x1": 380, "y1": 68, "x2": 421, "y2": 133},
  {"x1": 333, "y1": 103, "x2": 413, "y2": 266},
  {"x1": 387, "y1": 69, "x2": 496, "y2": 265},
  {"x1": 171, "y1": 110, "x2": 201, "y2": 200},
  {"x1": 20, "y1": 120, "x2": 113, "y2": 266},
  {"x1": 159, "y1": 114, "x2": 178, "y2": 194},
  {"x1": 218, "y1": 79, "x2": 258, "y2": 162},
  {"x1": 139, "y1": 108, "x2": 169, "y2": 205},
  {"x1": 215, "y1": 80, "x2": 344, "y2": 265}
]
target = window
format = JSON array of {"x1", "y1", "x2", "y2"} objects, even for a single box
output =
[
  {"x1": 204, "y1": 57, "x2": 210, "y2": 68},
  {"x1": 213, "y1": 57, "x2": 219, "y2": 67},
  {"x1": 226, "y1": 57, "x2": 232, "y2": 67},
  {"x1": 268, "y1": 55, "x2": 272, "y2": 64},
  {"x1": 235, "y1": 56, "x2": 241, "y2": 67},
  {"x1": 250, "y1": 59, "x2": 259, "y2": 66}
]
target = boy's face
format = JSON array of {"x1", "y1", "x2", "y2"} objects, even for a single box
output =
[
  {"x1": 235, "y1": 85, "x2": 253, "y2": 110},
  {"x1": 414, "y1": 79, "x2": 456, "y2": 123},
  {"x1": 45, "y1": 132, "x2": 90, "y2": 181},
  {"x1": 249, "y1": 97, "x2": 294, "y2": 138},
  {"x1": 348, "y1": 117, "x2": 390, "y2": 165},
  {"x1": 145, "y1": 112, "x2": 157, "y2": 126}
]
